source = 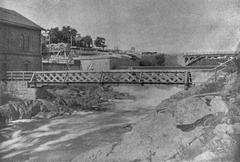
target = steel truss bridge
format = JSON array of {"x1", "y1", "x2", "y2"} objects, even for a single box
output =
[
  {"x1": 5, "y1": 52, "x2": 239, "y2": 88},
  {"x1": 183, "y1": 51, "x2": 239, "y2": 66},
  {"x1": 6, "y1": 69, "x2": 193, "y2": 88}
]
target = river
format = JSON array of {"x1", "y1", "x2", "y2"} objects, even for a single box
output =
[{"x1": 0, "y1": 85, "x2": 181, "y2": 162}]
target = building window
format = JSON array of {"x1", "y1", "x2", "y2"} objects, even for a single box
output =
[
  {"x1": 28, "y1": 36, "x2": 31, "y2": 51},
  {"x1": 19, "y1": 34, "x2": 24, "y2": 51},
  {"x1": 24, "y1": 61, "x2": 31, "y2": 71},
  {"x1": 25, "y1": 35, "x2": 30, "y2": 51}
]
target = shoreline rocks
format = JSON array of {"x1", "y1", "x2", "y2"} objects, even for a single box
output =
[
  {"x1": 0, "y1": 85, "x2": 134, "y2": 125},
  {"x1": 68, "y1": 71, "x2": 240, "y2": 161}
]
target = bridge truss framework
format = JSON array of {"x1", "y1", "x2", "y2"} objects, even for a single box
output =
[{"x1": 6, "y1": 70, "x2": 192, "y2": 88}]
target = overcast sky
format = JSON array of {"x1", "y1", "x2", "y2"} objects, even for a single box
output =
[{"x1": 1, "y1": 0, "x2": 240, "y2": 52}]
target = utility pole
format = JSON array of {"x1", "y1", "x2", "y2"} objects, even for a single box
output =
[{"x1": 49, "y1": 32, "x2": 51, "y2": 44}]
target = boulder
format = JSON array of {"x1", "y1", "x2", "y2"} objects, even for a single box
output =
[
  {"x1": 173, "y1": 97, "x2": 212, "y2": 124},
  {"x1": 0, "y1": 103, "x2": 19, "y2": 123},
  {"x1": 193, "y1": 150, "x2": 217, "y2": 162},
  {"x1": 210, "y1": 96, "x2": 228, "y2": 114}
]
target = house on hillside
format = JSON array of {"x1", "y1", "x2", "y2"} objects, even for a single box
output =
[{"x1": 0, "y1": 7, "x2": 43, "y2": 79}]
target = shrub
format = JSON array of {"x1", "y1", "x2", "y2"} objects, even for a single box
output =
[
  {"x1": 155, "y1": 54, "x2": 165, "y2": 65},
  {"x1": 139, "y1": 54, "x2": 165, "y2": 66},
  {"x1": 139, "y1": 59, "x2": 153, "y2": 66}
]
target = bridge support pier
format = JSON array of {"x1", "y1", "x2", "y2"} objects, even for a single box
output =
[
  {"x1": 1, "y1": 81, "x2": 38, "y2": 100},
  {"x1": 184, "y1": 83, "x2": 190, "y2": 90},
  {"x1": 184, "y1": 71, "x2": 192, "y2": 90}
]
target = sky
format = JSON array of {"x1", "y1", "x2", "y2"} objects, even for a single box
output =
[{"x1": 1, "y1": 0, "x2": 240, "y2": 52}]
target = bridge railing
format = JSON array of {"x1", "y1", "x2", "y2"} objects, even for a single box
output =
[
  {"x1": 5, "y1": 66, "x2": 225, "y2": 89},
  {"x1": 210, "y1": 54, "x2": 240, "y2": 82},
  {"x1": 6, "y1": 71, "x2": 34, "y2": 81}
]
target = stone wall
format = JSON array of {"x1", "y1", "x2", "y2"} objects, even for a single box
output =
[{"x1": 1, "y1": 81, "x2": 37, "y2": 100}]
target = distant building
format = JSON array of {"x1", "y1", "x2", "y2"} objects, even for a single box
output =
[
  {"x1": 79, "y1": 55, "x2": 139, "y2": 71},
  {"x1": 42, "y1": 55, "x2": 140, "y2": 71},
  {"x1": 0, "y1": 7, "x2": 43, "y2": 79}
]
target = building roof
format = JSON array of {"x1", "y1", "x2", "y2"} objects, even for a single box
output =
[{"x1": 0, "y1": 7, "x2": 43, "y2": 30}]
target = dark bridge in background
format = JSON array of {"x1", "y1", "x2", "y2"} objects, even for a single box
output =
[{"x1": 183, "y1": 51, "x2": 239, "y2": 66}]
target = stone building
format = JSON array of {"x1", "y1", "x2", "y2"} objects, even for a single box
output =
[{"x1": 0, "y1": 7, "x2": 43, "y2": 79}]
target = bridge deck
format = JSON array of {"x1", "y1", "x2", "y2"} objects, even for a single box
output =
[{"x1": 183, "y1": 51, "x2": 238, "y2": 56}]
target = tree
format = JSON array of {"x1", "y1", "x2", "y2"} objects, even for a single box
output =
[
  {"x1": 77, "y1": 35, "x2": 93, "y2": 48},
  {"x1": 48, "y1": 26, "x2": 78, "y2": 44},
  {"x1": 94, "y1": 37, "x2": 107, "y2": 49},
  {"x1": 139, "y1": 54, "x2": 165, "y2": 66},
  {"x1": 139, "y1": 59, "x2": 153, "y2": 66},
  {"x1": 49, "y1": 27, "x2": 61, "y2": 43},
  {"x1": 62, "y1": 26, "x2": 77, "y2": 45},
  {"x1": 155, "y1": 54, "x2": 165, "y2": 66}
]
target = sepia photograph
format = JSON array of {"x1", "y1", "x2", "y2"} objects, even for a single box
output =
[{"x1": 0, "y1": 0, "x2": 240, "y2": 161}]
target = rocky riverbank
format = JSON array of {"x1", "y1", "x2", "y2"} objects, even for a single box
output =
[
  {"x1": 1, "y1": 66, "x2": 240, "y2": 162},
  {"x1": 0, "y1": 85, "x2": 134, "y2": 125},
  {"x1": 67, "y1": 71, "x2": 240, "y2": 161}
]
